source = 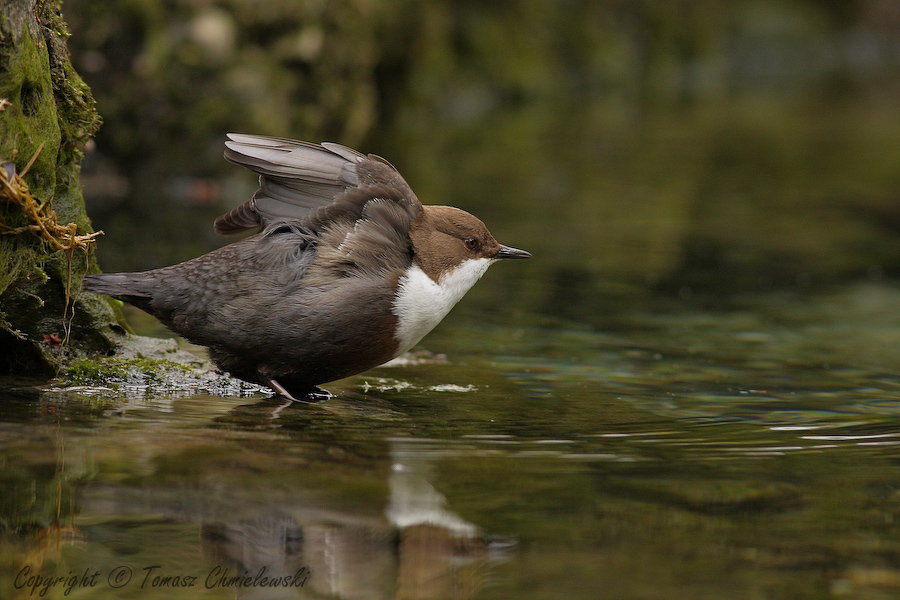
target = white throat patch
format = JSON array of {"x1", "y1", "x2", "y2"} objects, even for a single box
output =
[{"x1": 392, "y1": 258, "x2": 494, "y2": 356}]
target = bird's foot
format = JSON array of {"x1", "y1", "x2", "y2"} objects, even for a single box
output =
[
  {"x1": 263, "y1": 376, "x2": 332, "y2": 404},
  {"x1": 298, "y1": 386, "x2": 333, "y2": 403}
]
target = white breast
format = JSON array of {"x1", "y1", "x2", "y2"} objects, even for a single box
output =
[{"x1": 391, "y1": 258, "x2": 494, "y2": 357}]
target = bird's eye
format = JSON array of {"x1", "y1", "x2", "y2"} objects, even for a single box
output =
[{"x1": 464, "y1": 237, "x2": 479, "y2": 251}]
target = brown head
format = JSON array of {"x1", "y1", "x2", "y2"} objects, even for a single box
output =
[{"x1": 409, "y1": 206, "x2": 530, "y2": 282}]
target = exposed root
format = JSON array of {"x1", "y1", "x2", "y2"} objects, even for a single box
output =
[
  {"x1": 0, "y1": 144, "x2": 103, "y2": 252},
  {"x1": 1, "y1": 144, "x2": 104, "y2": 343}
]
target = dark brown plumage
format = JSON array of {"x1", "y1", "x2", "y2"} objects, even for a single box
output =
[{"x1": 84, "y1": 134, "x2": 530, "y2": 400}]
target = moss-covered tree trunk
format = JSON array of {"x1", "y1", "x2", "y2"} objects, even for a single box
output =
[{"x1": 0, "y1": 0, "x2": 121, "y2": 375}]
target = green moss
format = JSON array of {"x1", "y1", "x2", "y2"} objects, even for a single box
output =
[
  {"x1": 0, "y1": 1, "x2": 122, "y2": 376},
  {"x1": 64, "y1": 357, "x2": 127, "y2": 383},
  {"x1": 63, "y1": 355, "x2": 191, "y2": 386}
]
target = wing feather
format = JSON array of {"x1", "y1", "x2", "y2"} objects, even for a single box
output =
[{"x1": 216, "y1": 134, "x2": 419, "y2": 235}]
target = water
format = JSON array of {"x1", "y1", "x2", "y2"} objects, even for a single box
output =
[
  {"x1": 2, "y1": 281, "x2": 899, "y2": 599},
  {"x1": 4, "y1": 3, "x2": 900, "y2": 597}
]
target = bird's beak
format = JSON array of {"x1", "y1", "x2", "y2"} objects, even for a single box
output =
[{"x1": 495, "y1": 244, "x2": 532, "y2": 260}]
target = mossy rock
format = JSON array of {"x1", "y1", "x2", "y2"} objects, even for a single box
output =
[
  {"x1": 0, "y1": 0, "x2": 123, "y2": 375},
  {"x1": 54, "y1": 335, "x2": 265, "y2": 397}
]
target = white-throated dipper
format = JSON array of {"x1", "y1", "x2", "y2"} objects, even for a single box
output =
[{"x1": 83, "y1": 134, "x2": 531, "y2": 401}]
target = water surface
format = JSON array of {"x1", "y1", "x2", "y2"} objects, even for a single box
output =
[
  {"x1": 2, "y1": 280, "x2": 900, "y2": 599},
  {"x1": 3, "y1": 3, "x2": 900, "y2": 596}
]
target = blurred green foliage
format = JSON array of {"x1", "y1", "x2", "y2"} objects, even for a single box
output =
[{"x1": 65, "y1": 0, "x2": 899, "y2": 308}]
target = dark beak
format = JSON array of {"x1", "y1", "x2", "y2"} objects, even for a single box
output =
[{"x1": 495, "y1": 244, "x2": 532, "y2": 260}]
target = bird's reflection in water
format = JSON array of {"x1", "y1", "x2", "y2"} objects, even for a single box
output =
[{"x1": 199, "y1": 439, "x2": 513, "y2": 599}]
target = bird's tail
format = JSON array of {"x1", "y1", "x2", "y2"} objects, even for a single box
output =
[
  {"x1": 82, "y1": 273, "x2": 150, "y2": 296},
  {"x1": 82, "y1": 273, "x2": 157, "y2": 313}
]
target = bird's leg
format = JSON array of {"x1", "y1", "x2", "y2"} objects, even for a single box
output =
[
  {"x1": 258, "y1": 368, "x2": 331, "y2": 404},
  {"x1": 262, "y1": 375, "x2": 316, "y2": 404}
]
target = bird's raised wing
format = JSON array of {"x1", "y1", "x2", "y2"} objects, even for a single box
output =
[{"x1": 216, "y1": 133, "x2": 423, "y2": 235}]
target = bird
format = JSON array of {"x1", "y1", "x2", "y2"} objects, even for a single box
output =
[{"x1": 83, "y1": 134, "x2": 531, "y2": 402}]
